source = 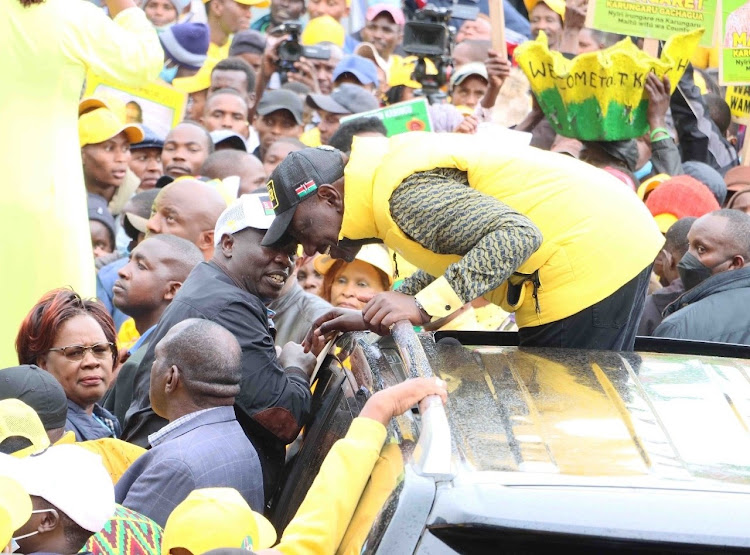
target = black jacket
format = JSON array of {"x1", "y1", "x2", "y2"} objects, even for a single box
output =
[
  {"x1": 120, "y1": 261, "x2": 312, "y2": 496},
  {"x1": 637, "y1": 278, "x2": 685, "y2": 337},
  {"x1": 653, "y1": 267, "x2": 750, "y2": 345}
]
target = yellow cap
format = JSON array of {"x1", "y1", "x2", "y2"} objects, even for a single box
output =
[
  {"x1": 162, "y1": 488, "x2": 276, "y2": 553},
  {"x1": 78, "y1": 94, "x2": 128, "y2": 122},
  {"x1": 301, "y1": 15, "x2": 345, "y2": 48},
  {"x1": 172, "y1": 58, "x2": 217, "y2": 94},
  {"x1": 79, "y1": 107, "x2": 144, "y2": 148},
  {"x1": 388, "y1": 56, "x2": 437, "y2": 88},
  {"x1": 524, "y1": 0, "x2": 565, "y2": 20},
  {"x1": 637, "y1": 173, "x2": 670, "y2": 200},
  {"x1": 653, "y1": 213, "x2": 678, "y2": 234},
  {"x1": 0, "y1": 477, "x2": 32, "y2": 548},
  {"x1": 315, "y1": 243, "x2": 394, "y2": 286},
  {"x1": 0, "y1": 399, "x2": 50, "y2": 455}
]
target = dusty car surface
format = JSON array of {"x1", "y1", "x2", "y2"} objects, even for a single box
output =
[{"x1": 270, "y1": 330, "x2": 750, "y2": 554}]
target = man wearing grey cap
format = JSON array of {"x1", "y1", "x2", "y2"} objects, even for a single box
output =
[
  {"x1": 229, "y1": 29, "x2": 266, "y2": 73},
  {"x1": 129, "y1": 126, "x2": 164, "y2": 191},
  {"x1": 306, "y1": 83, "x2": 379, "y2": 145},
  {"x1": 252, "y1": 90, "x2": 304, "y2": 161}
]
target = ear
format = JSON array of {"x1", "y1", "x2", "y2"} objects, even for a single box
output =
[
  {"x1": 219, "y1": 232, "x2": 234, "y2": 257},
  {"x1": 36, "y1": 355, "x2": 48, "y2": 371},
  {"x1": 164, "y1": 281, "x2": 182, "y2": 302},
  {"x1": 663, "y1": 250, "x2": 676, "y2": 271},
  {"x1": 38, "y1": 509, "x2": 59, "y2": 534},
  {"x1": 200, "y1": 230, "x2": 216, "y2": 254},
  {"x1": 730, "y1": 255, "x2": 746, "y2": 270},
  {"x1": 317, "y1": 183, "x2": 343, "y2": 211},
  {"x1": 165, "y1": 365, "x2": 180, "y2": 394}
]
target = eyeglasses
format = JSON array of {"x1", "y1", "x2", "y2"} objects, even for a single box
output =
[{"x1": 47, "y1": 342, "x2": 115, "y2": 361}]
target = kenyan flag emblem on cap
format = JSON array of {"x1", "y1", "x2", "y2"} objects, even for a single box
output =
[
  {"x1": 295, "y1": 180, "x2": 317, "y2": 199},
  {"x1": 261, "y1": 199, "x2": 275, "y2": 216}
]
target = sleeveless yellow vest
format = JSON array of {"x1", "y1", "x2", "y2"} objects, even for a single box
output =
[{"x1": 340, "y1": 133, "x2": 664, "y2": 328}]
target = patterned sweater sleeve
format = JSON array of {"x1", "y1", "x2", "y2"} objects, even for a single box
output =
[{"x1": 389, "y1": 168, "x2": 543, "y2": 318}]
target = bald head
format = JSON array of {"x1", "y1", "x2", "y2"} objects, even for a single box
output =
[
  {"x1": 453, "y1": 40, "x2": 491, "y2": 68},
  {"x1": 702, "y1": 209, "x2": 750, "y2": 260},
  {"x1": 146, "y1": 179, "x2": 227, "y2": 259},
  {"x1": 148, "y1": 234, "x2": 204, "y2": 281},
  {"x1": 201, "y1": 150, "x2": 267, "y2": 196},
  {"x1": 150, "y1": 318, "x2": 242, "y2": 417}
]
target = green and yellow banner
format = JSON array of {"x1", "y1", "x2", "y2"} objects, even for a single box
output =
[
  {"x1": 514, "y1": 29, "x2": 703, "y2": 141},
  {"x1": 720, "y1": 0, "x2": 750, "y2": 85},
  {"x1": 587, "y1": 0, "x2": 716, "y2": 48}
]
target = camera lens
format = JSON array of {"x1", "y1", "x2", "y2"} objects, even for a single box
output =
[{"x1": 279, "y1": 40, "x2": 303, "y2": 62}]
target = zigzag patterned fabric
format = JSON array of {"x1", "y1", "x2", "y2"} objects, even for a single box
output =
[{"x1": 83, "y1": 504, "x2": 163, "y2": 555}]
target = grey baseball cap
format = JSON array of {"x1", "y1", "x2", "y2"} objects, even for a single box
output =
[
  {"x1": 256, "y1": 90, "x2": 304, "y2": 125},
  {"x1": 229, "y1": 30, "x2": 266, "y2": 56},
  {"x1": 0, "y1": 365, "x2": 68, "y2": 430},
  {"x1": 306, "y1": 84, "x2": 379, "y2": 115}
]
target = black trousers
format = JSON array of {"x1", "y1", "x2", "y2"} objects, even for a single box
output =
[{"x1": 517, "y1": 265, "x2": 652, "y2": 352}]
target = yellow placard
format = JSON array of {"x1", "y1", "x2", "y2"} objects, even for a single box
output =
[
  {"x1": 726, "y1": 85, "x2": 750, "y2": 124},
  {"x1": 84, "y1": 73, "x2": 187, "y2": 139}
]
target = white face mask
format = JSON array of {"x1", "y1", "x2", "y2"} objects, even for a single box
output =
[{"x1": 12, "y1": 509, "x2": 58, "y2": 552}]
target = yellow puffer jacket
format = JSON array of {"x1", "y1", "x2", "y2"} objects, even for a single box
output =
[{"x1": 341, "y1": 133, "x2": 664, "y2": 328}]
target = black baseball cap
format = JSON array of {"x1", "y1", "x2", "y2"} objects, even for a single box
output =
[
  {"x1": 261, "y1": 146, "x2": 345, "y2": 247},
  {"x1": 0, "y1": 365, "x2": 68, "y2": 430}
]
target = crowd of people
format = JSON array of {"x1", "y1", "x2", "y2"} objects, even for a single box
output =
[{"x1": 0, "y1": 0, "x2": 746, "y2": 551}]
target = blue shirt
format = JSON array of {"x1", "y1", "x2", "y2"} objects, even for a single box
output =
[
  {"x1": 96, "y1": 257, "x2": 129, "y2": 331},
  {"x1": 128, "y1": 325, "x2": 156, "y2": 355}
]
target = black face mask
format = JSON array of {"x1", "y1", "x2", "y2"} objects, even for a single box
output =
[{"x1": 677, "y1": 252, "x2": 730, "y2": 291}]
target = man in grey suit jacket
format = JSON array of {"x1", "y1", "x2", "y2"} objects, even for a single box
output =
[{"x1": 115, "y1": 318, "x2": 264, "y2": 527}]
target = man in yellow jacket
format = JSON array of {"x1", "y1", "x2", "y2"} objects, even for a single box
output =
[{"x1": 262, "y1": 133, "x2": 664, "y2": 350}]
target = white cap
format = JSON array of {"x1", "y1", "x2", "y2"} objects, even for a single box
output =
[
  {"x1": 214, "y1": 193, "x2": 277, "y2": 246},
  {"x1": 0, "y1": 445, "x2": 115, "y2": 532},
  {"x1": 450, "y1": 62, "x2": 489, "y2": 89}
]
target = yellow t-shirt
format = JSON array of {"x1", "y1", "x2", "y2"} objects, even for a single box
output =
[
  {"x1": 300, "y1": 126, "x2": 322, "y2": 147},
  {"x1": 207, "y1": 37, "x2": 232, "y2": 63},
  {"x1": 117, "y1": 317, "x2": 140, "y2": 352}
]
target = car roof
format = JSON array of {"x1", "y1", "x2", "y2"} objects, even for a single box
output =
[{"x1": 378, "y1": 335, "x2": 750, "y2": 486}]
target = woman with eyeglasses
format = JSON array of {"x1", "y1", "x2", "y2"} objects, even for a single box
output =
[{"x1": 15, "y1": 288, "x2": 121, "y2": 441}]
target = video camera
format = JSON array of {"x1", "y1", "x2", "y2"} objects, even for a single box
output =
[
  {"x1": 270, "y1": 22, "x2": 331, "y2": 83},
  {"x1": 401, "y1": 2, "x2": 480, "y2": 103}
]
